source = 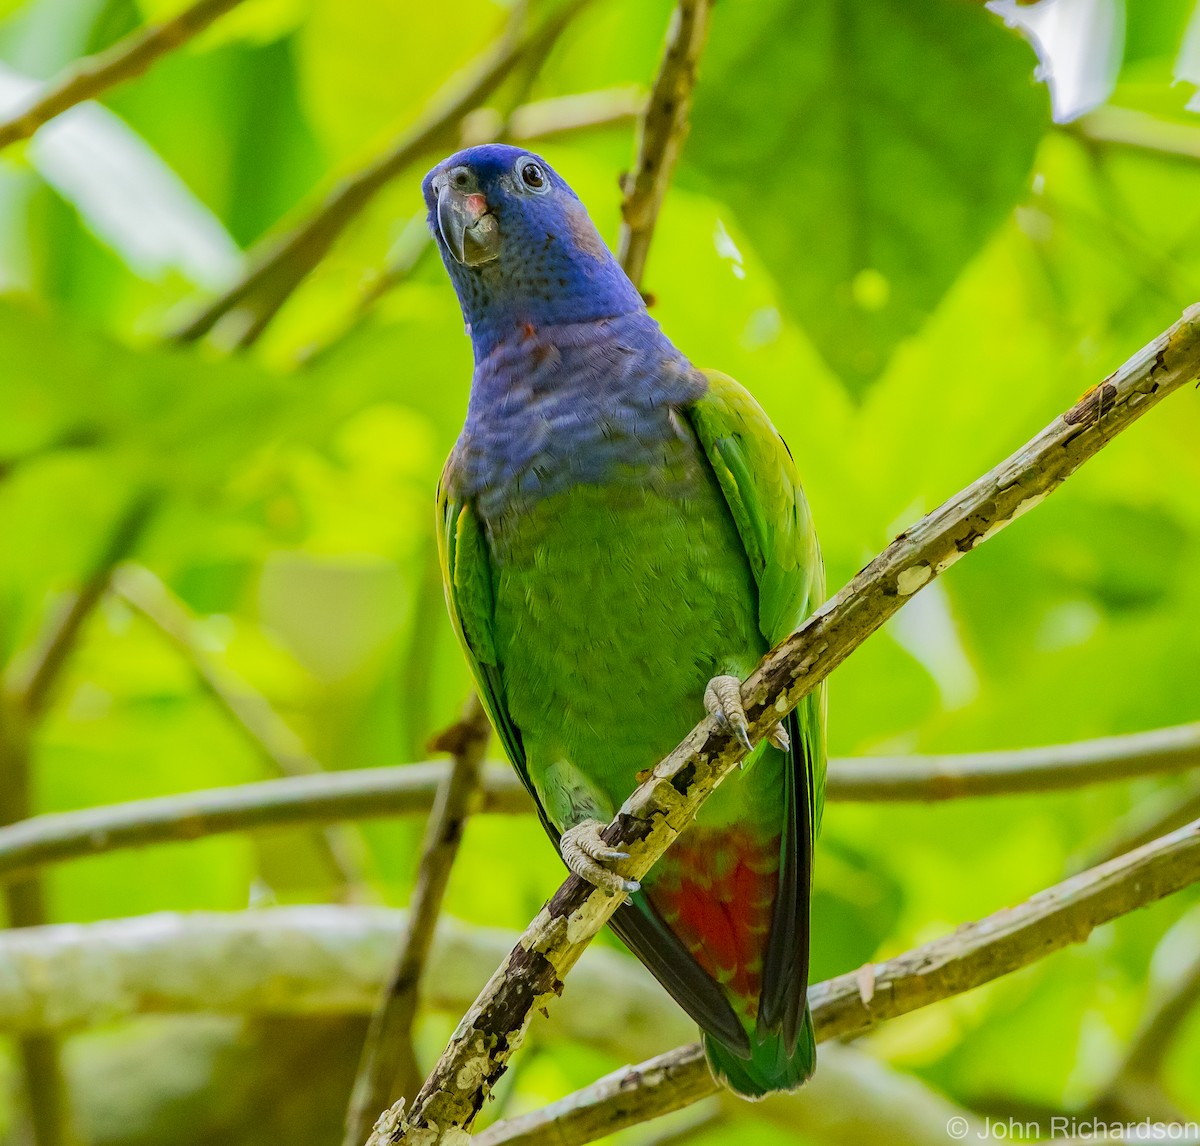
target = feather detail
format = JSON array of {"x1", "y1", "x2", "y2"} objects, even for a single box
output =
[{"x1": 646, "y1": 826, "x2": 781, "y2": 1019}]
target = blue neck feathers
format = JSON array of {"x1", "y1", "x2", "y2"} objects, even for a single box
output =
[{"x1": 449, "y1": 310, "x2": 707, "y2": 518}]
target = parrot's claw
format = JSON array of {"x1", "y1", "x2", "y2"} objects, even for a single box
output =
[
  {"x1": 560, "y1": 819, "x2": 640, "y2": 897},
  {"x1": 704, "y1": 674, "x2": 790, "y2": 760},
  {"x1": 705, "y1": 675, "x2": 755, "y2": 753}
]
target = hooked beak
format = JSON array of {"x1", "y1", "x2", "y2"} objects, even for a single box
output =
[{"x1": 437, "y1": 185, "x2": 500, "y2": 267}]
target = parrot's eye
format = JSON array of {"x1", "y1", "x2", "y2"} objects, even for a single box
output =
[{"x1": 518, "y1": 160, "x2": 549, "y2": 194}]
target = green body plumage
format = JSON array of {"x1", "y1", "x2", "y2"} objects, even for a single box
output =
[{"x1": 440, "y1": 371, "x2": 825, "y2": 1096}]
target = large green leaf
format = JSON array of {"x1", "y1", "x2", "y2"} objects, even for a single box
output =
[
  {"x1": 684, "y1": 0, "x2": 1049, "y2": 392},
  {"x1": 1124, "y1": 0, "x2": 1195, "y2": 72}
]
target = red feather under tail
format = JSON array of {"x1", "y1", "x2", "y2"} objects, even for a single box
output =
[{"x1": 645, "y1": 825, "x2": 781, "y2": 1020}]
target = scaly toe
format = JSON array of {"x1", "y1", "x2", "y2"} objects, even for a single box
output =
[
  {"x1": 560, "y1": 820, "x2": 640, "y2": 896},
  {"x1": 768, "y1": 722, "x2": 791, "y2": 752},
  {"x1": 704, "y1": 674, "x2": 754, "y2": 754}
]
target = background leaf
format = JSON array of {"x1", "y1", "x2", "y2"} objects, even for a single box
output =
[{"x1": 685, "y1": 0, "x2": 1049, "y2": 392}]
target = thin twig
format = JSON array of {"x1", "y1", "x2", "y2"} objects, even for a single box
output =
[
  {"x1": 0, "y1": 0, "x2": 247, "y2": 151},
  {"x1": 113, "y1": 563, "x2": 367, "y2": 896},
  {"x1": 0, "y1": 720, "x2": 1197, "y2": 887},
  {"x1": 342, "y1": 697, "x2": 491, "y2": 1146},
  {"x1": 474, "y1": 817, "x2": 1200, "y2": 1146},
  {"x1": 1092, "y1": 946, "x2": 1200, "y2": 1123},
  {"x1": 617, "y1": 0, "x2": 712, "y2": 289},
  {"x1": 1120, "y1": 951, "x2": 1200, "y2": 1079},
  {"x1": 0, "y1": 763, "x2": 527, "y2": 886},
  {"x1": 15, "y1": 494, "x2": 156, "y2": 720},
  {"x1": 371, "y1": 309, "x2": 1200, "y2": 1145},
  {"x1": 1069, "y1": 106, "x2": 1200, "y2": 166},
  {"x1": 170, "y1": 0, "x2": 591, "y2": 350},
  {"x1": 1087, "y1": 781, "x2": 1200, "y2": 867},
  {"x1": 506, "y1": 86, "x2": 644, "y2": 141},
  {"x1": 833, "y1": 722, "x2": 1200, "y2": 802}
]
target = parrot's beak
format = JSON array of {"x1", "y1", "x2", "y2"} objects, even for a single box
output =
[{"x1": 437, "y1": 185, "x2": 500, "y2": 267}]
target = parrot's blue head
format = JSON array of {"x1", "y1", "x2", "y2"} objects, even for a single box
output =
[{"x1": 422, "y1": 144, "x2": 645, "y2": 355}]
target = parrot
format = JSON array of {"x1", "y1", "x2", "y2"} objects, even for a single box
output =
[{"x1": 423, "y1": 143, "x2": 826, "y2": 1098}]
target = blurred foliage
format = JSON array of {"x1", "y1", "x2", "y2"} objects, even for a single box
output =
[{"x1": 0, "y1": 0, "x2": 1199, "y2": 1143}]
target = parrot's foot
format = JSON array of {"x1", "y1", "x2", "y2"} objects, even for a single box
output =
[
  {"x1": 704, "y1": 674, "x2": 790, "y2": 757},
  {"x1": 560, "y1": 819, "x2": 640, "y2": 897}
]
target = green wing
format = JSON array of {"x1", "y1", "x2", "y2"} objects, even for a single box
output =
[
  {"x1": 685, "y1": 369, "x2": 827, "y2": 1049},
  {"x1": 436, "y1": 465, "x2": 557, "y2": 844}
]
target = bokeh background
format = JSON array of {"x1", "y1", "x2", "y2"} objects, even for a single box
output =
[{"x1": 1, "y1": 0, "x2": 1199, "y2": 1143}]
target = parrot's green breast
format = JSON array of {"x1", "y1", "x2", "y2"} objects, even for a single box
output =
[{"x1": 484, "y1": 428, "x2": 781, "y2": 836}]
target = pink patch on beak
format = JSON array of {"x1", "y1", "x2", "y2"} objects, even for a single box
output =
[{"x1": 466, "y1": 193, "x2": 488, "y2": 218}]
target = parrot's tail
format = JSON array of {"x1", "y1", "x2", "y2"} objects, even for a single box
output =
[{"x1": 702, "y1": 1005, "x2": 816, "y2": 1100}]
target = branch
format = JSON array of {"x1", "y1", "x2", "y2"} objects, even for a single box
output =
[
  {"x1": 1120, "y1": 954, "x2": 1200, "y2": 1080},
  {"x1": 476, "y1": 816, "x2": 1200, "y2": 1146},
  {"x1": 1092, "y1": 945, "x2": 1200, "y2": 1123},
  {"x1": 0, "y1": 905, "x2": 989, "y2": 1146},
  {"x1": 0, "y1": 907, "x2": 692, "y2": 1059},
  {"x1": 1087, "y1": 782, "x2": 1200, "y2": 868},
  {"x1": 170, "y1": 0, "x2": 591, "y2": 349},
  {"x1": 113, "y1": 563, "x2": 367, "y2": 895},
  {"x1": 342, "y1": 698, "x2": 491, "y2": 1145},
  {"x1": 617, "y1": 0, "x2": 712, "y2": 289},
  {"x1": 0, "y1": 763, "x2": 528, "y2": 886},
  {"x1": 1, "y1": 719, "x2": 1197, "y2": 887},
  {"x1": 371, "y1": 310, "x2": 1200, "y2": 1143},
  {"x1": 1070, "y1": 106, "x2": 1200, "y2": 165},
  {"x1": 0, "y1": 0, "x2": 246, "y2": 152},
  {"x1": 14, "y1": 494, "x2": 155, "y2": 720},
  {"x1": 832, "y1": 722, "x2": 1200, "y2": 802},
  {"x1": 505, "y1": 86, "x2": 644, "y2": 142}
]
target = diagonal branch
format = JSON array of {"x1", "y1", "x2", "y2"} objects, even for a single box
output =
[
  {"x1": 113, "y1": 563, "x2": 367, "y2": 895},
  {"x1": 1088, "y1": 781, "x2": 1200, "y2": 868},
  {"x1": 371, "y1": 310, "x2": 1200, "y2": 1144},
  {"x1": 14, "y1": 494, "x2": 156, "y2": 720},
  {"x1": 342, "y1": 697, "x2": 491, "y2": 1146},
  {"x1": 170, "y1": 0, "x2": 592, "y2": 349},
  {"x1": 617, "y1": 0, "x2": 712, "y2": 289},
  {"x1": 0, "y1": 0, "x2": 248, "y2": 152},
  {"x1": 1093, "y1": 944, "x2": 1200, "y2": 1123},
  {"x1": 475, "y1": 816, "x2": 1200, "y2": 1146}
]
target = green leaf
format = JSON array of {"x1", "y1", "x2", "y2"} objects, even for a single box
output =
[
  {"x1": 1124, "y1": 0, "x2": 1195, "y2": 72},
  {"x1": 684, "y1": 0, "x2": 1049, "y2": 392}
]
